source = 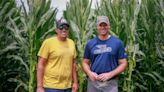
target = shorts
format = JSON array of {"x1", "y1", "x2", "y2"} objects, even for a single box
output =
[
  {"x1": 44, "y1": 88, "x2": 71, "y2": 92},
  {"x1": 87, "y1": 78, "x2": 118, "y2": 92}
]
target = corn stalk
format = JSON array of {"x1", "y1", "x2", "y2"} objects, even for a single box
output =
[
  {"x1": 64, "y1": 0, "x2": 95, "y2": 91},
  {"x1": 6, "y1": 0, "x2": 57, "y2": 92},
  {"x1": 0, "y1": 0, "x2": 28, "y2": 91},
  {"x1": 95, "y1": 0, "x2": 142, "y2": 91},
  {"x1": 95, "y1": 0, "x2": 164, "y2": 92},
  {"x1": 134, "y1": 0, "x2": 164, "y2": 92}
]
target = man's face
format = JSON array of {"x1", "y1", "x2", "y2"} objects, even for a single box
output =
[
  {"x1": 56, "y1": 25, "x2": 69, "y2": 38},
  {"x1": 97, "y1": 22, "x2": 110, "y2": 36}
]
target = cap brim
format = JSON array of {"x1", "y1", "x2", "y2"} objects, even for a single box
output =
[
  {"x1": 60, "y1": 23, "x2": 69, "y2": 27},
  {"x1": 97, "y1": 21, "x2": 108, "y2": 25},
  {"x1": 57, "y1": 23, "x2": 69, "y2": 28}
]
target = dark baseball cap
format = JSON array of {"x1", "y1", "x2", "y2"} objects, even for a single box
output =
[{"x1": 56, "y1": 18, "x2": 69, "y2": 28}]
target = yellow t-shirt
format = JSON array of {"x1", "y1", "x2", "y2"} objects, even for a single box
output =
[{"x1": 38, "y1": 37, "x2": 76, "y2": 89}]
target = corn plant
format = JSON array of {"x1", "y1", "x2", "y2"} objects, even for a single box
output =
[
  {"x1": 0, "y1": 0, "x2": 29, "y2": 92},
  {"x1": 95, "y1": 0, "x2": 141, "y2": 91},
  {"x1": 6, "y1": 0, "x2": 57, "y2": 92},
  {"x1": 134, "y1": 0, "x2": 164, "y2": 92},
  {"x1": 95, "y1": 0, "x2": 164, "y2": 92},
  {"x1": 1, "y1": 0, "x2": 163, "y2": 92},
  {"x1": 64, "y1": 0, "x2": 95, "y2": 91}
]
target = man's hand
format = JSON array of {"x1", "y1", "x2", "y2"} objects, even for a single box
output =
[
  {"x1": 36, "y1": 87, "x2": 44, "y2": 92},
  {"x1": 97, "y1": 72, "x2": 114, "y2": 81},
  {"x1": 72, "y1": 82, "x2": 78, "y2": 92},
  {"x1": 88, "y1": 72, "x2": 98, "y2": 81},
  {"x1": 82, "y1": 59, "x2": 98, "y2": 81}
]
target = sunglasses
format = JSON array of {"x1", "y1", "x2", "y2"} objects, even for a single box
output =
[{"x1": 59, "y1": 25, "x2": 69, "y2": 30}]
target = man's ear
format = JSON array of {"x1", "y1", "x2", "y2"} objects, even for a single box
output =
[{"x1": 108, "y1": 25, "x2": 110, "y2": 29}]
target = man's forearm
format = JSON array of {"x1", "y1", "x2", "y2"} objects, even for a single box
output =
[
  {"x1": 37, "y1": 57, "x2": 46, "y2": 87},
  {"x1": 83, "y1": 63, "x2": 91, "y2": 76},
  {"x1": 37, "y1": 66, "x2": 44, "y2": 87},
  {"x1": 110, "y1": 59, "x2": 128, "y2": 77},
  {"x1": 97, "y1": 59, "x2": 127, "y2": 81},
  {"x1": 82, "y1": 59, "x2": 92, "y2": 76},
  {"x1": 72, "y1": 62, "x2": 78, "y2": 83}
]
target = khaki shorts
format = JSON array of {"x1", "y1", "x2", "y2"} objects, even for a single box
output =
[{"x1": 87, "y1": 78, "x2": 118, "y2": 92}]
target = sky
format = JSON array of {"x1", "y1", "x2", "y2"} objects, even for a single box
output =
[
  {"x1": 51, "y1": 0, "x2": 100, "y2": 19},
  {"x1": 16, "y1": 0, "x2": 100, "y2": 19}
]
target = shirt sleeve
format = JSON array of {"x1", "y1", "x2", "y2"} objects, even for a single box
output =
[
  {"x1": 83, "y1": 42, "x2": 90, "y2": 59},
  {"x1": 118, "y1": 41, "x2": 127, "y2": 59},
  {"x1": 73, "y1": 42, "x2": 77, "y2": 59},
  {"x1": 37, "y1": 40, "x2": 49, "y2": 59}
]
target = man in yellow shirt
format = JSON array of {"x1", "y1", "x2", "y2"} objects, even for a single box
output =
[{"x1": 36, "y1": 18, "x2": 78, "y2": 92}]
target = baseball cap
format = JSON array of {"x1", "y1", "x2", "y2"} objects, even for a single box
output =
[
  {"x1": 56, "y1": 18, "x2": 69, "y2": 28},
  {"x1": 96, "y1": 16, "x2": 110, "y2": 26}
]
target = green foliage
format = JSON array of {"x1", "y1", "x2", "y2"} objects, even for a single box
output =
[
  {"x1": 0, "y1": 0, "x2": 57, "y2": 92},
  {"x1": 95, "y1": 0, "x2": 140, "y2": 91},
  {"x1": 134, "y1": 0, "x2": 164, "y2": 92},
  {"x1": 95, "y1": 0, "x2": 164, "y2": 92},
  {"x1": 64, "y1": 0, "x2": 95, "y2": 91},
  {"x1": 1, "y1": 0, "x2": 163, "y2": 92},
  {"x1": 0, "y1": 0, "x2": 28, "y2": 92}
]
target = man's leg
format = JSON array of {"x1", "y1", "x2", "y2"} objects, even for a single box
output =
[
  {"x1": 100, "y1": 79, "x2": 118, "y2": 92},
  {"x1": 87, "y1": 79, "x2": 101, "y2": 92}
]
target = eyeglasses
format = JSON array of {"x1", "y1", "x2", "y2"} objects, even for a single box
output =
[{"x1": 59, "y1": 25, "x2": 69, "y2": 30}]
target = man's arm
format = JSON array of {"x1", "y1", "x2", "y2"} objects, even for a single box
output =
[
  {"x1": 36, "y1": 57, "x2": 47, "y2": 92},
  {"x1": 82, "y1": 59, "x2": 98, "y2": 81},
  {"x1": 72, "y1": 59, "x2": 78, "y2": 92},
  {"x1": 98, "y1": 58, "x2": 128, "y2": 81}
]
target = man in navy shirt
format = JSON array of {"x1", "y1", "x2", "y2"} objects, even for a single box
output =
[{"x1": 82, "y1": 16, "x2": 128, "y2": 92}]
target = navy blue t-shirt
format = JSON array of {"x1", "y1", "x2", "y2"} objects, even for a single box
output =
[{"x1": 84, "y1": 36, "x2": 127, "y2": 74}]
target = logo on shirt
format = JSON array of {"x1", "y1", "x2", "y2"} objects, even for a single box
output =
[{"x1": 94, "y1": 44, "x2": 112, "y2": 54}]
